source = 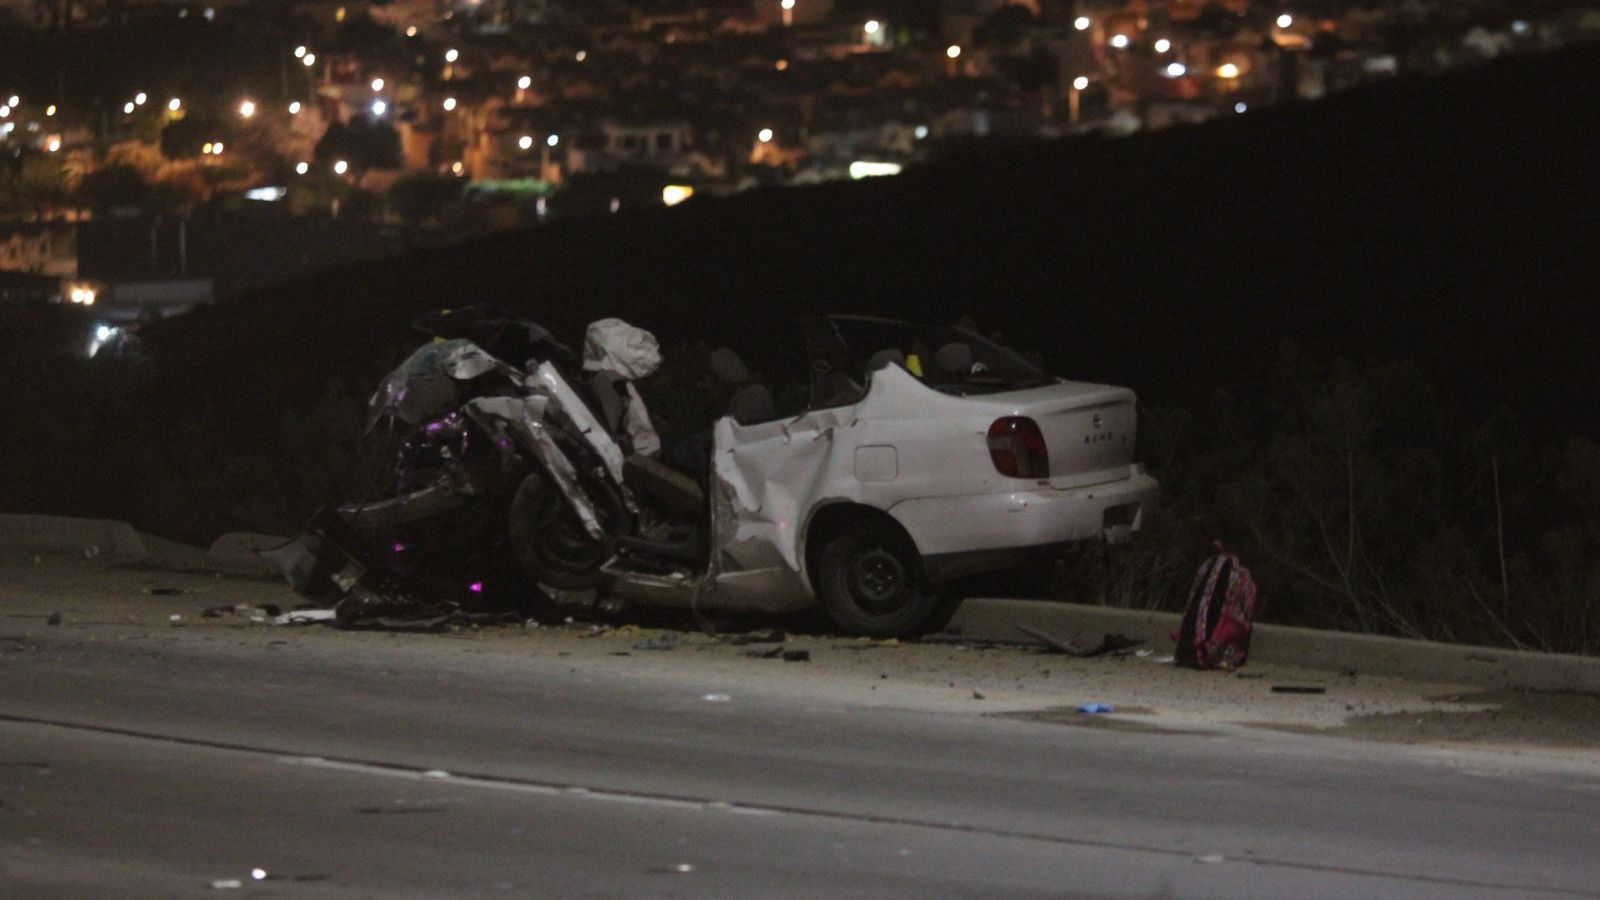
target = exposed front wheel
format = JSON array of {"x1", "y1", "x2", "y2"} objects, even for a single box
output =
[
  {"x1": 508, "y1": 472, "x2": 625, "y2": 590},
  {"x1": 815, "y1": 523, "x2": 950, "y2": 637}
]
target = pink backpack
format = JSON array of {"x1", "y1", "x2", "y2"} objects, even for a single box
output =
[{"x1": 1173, "y1": 543, "x2": 1259, "y2": 670}]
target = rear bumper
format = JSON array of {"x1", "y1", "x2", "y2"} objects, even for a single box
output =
[{"x1": 889, "y1": 468, "x2": 1160, "y2": 575}]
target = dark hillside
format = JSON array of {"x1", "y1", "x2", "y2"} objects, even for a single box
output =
[{"x1": 146, "y1": 42, "x2": 1600, "y2": 437}]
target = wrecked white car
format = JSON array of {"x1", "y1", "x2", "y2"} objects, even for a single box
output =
[{"x1": 274, "y1": 310, "x2": 1158, "y2": 638}]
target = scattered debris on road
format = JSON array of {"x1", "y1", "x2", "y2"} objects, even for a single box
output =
[
  {"x1": 1271, "y1": 685, "x2": 1327, "y2": 695},
  {"x1": 1015, "y1": 625, "x2": 1143, "y2": 657}
]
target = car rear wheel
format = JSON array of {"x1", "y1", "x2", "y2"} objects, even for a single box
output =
[{"x1": 815, "y1": 523, "x2": 948, "y2": 637}]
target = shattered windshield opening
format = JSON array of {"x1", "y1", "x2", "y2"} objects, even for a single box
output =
[{"x1": 807, "y1": 316, "x2": 1057, "y2": 406}]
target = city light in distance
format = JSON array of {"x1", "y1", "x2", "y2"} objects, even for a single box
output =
[
  {"x1": 442, "y1": 97, "x2": 457, "y2": 111},
  {"x1": 371, "y1": 77, "x2": 385, "y2": 91},
  {"x1": 405, "y1": 26, "x2": 417, "y2": 37},
  {"x1": 202, "y1": 141, "x2": 213, "y2": 154},
  {"x1": 1276, "y1": 13, "x2": 1293, "y2": 28},
  {"x1": 123, "y1": 102, "x2": 135, "y2": 114},
  {"x1": 864, "y1": 19, "x2": 880, "y2": 35},
  {"x1": 134, "y1": 92, "x2": 148, "y2": 105},
  {"x1": 946, "y1": 44, "x2": 961, "y2": 59},
  {"x1": 1074, "y1": 16, "x2": 1090, "y2": 30},
  {"x1": 333, "y1": 159, "x2": 349, "y2": 175},
  {"x1": 45, "y1": 104, "x2": 56, "y2": 116},
  {"x1": 0, "y1": 106, "x2": 8, "y2": 118},
  {"x1": 575, "y1": 50, "x2": 587, "y2": 62},
  {"x1": 294, "y1": 45, "x2": 307, "y2": 58},
  {"x1": 444, "y1": 48, "x2": 459, "y2": 63},
  {"x1": 1154, "y1": 38, "x2": 1171, "y2": 53},
  {"x1": 546, "y1": 133, "x2": 559, "y2": 147},
  {"x1": 1217, "y1": 62, "x2": 1240, "y2": 79},
  {"x1": 47, "y1": 137, "x2": 60, "y2": 152},
  {"x1": 518, "y1": 134, "x2": 533, "y2": 150},
  {"x1": 289, "y1": 101, "x2": 302, "y2": 114},
  {"x1": 8, "y1": 95, "x2": 18, "y2": 107},
  {"x1": 168, "y1": 97, "x2": 182, "y2": 111},
  {"x1": 303, "y1": 53, "x2": 316, "y2": 67},
  {"x1": 370, "y1": 100, "x2": 386, "y2": 116},
  {"x1": 775, "y1": 59, "x2": 788, "y2": 71},
  {"x1": 1109, "y1": 33, "x2": 1129, "y2": 49},
  {"x1": 758, "y1": 127, "x2": 774, "y2": 143},
  {"x1": 295, "y1": 161, "x2": 309, "y2": 174},
  {"x1": 451, "y1": 161, "x2": 464, "y2": 175},
  {"x1": 1165, "y1": 62, "x2": 1187, "y2": 77},
  {"x1": 661, "y1": 185, "x2": 694, "y2": 207},
  {"x1": 780, "y1": 0, "x2": 794, "y2": 9},
  {"x1": 848, "y1": 160, "x2": 902, "y2": 180},
  {"x1": 212, "y1": 141, "x2": 223, "y2": 154},
  {"x1": 239, "y1": 99, "x2": 256, "y2": 118},
  {"x1": 914, "y1": 124, "x2": 929, "y2": 140},
  {"x1": 517, "y1": 75, "x2": 531, "y2": 90},
  {"x1": 1072, "y1": 75, "x2": 1089, "y2": 91},
  {"x1": 1235, "y1": 101, "x2": 1249, "y2": 113}
]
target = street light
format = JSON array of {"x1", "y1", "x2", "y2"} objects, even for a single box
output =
[
  {"x1": 0, "y1": 106, "x2": 8, "y2": 118},
  {"x1": 863, "y1": 19, "x2": 880, "y2": 36},
  {"x1": 168, "y1": 97, "x2": 182, "y2": 111},
  {"x1": 370, "y1": 100, "x2": 387, "y2": 116},
  {"x1": 405, "y1": 26, "x2": 417, "y2": 37},
  {"x1": 546, "y1": 133, "x2": 559, "y2": 147},
  {"x1": 294, "y1": 44, "x2": 307, "y2": 58},
  {"x1": 1165, "y1": 62, "x2": 1187, "y2": 77},
  {"x1": 1154, "y1": 38, "x2": 1171, "y2": 53},
  {"x1": 1072, "y1": 75, "x2": 1089, "y2": 91},
  {"x1": 517, "y1": 75, "x2": 531, "y2": 90},
  {"x1": 1069, "y1": 76, "x2": 1088, "y2": 124},
  {"x1": 575, "y1": 50, "x2": 587, "y2": 62},
  {"x1": 302, "y1": 53, "x2": 316, "y2": 67},
  {"x1": 1074, "y1": 16, "x2": 1090, "y2": 31},
  {"x1": 47, "y1": 137, "x2": 60, "y2": 152},
  {"x1": 371, "y1": 77, "x2": 385, "y2": 92},
  {"x1": 1109, "y1": 33, "x2": 1129, "y2": 49},
  {"x1": 7, "y1": 94, "x2": 18, "y2": 107},
  {"x1": 444, "y1": 48, "x2": 459, "y2": 63},
  {"x1": 1276, "y1": 13, "x2": 1293, "y2": 28},
  {"x1": 758, "y1": 127, "x2": 774, "y2": 143},
  {"x1": 946, "y1": 44, "x2": 961, "y2": 59},
  {"x1": 122, "y1": 101, "x2": 135, "y2": 114},
  {"x1": 295, "y1": 161, "x2": 309, "y2": 175},
  {"x1": 442, "y1": 97, "x2": 457, "y2": 111},
  {"x1": 518, "y1": 134, "x2": 533, "y2": 150},
  {"x1": 211, "y1": 141, "x2": 223, "y2": 154},
  {"x1": 334, "y1": 159, "x2": 348, "y2": 175},
  {"x1": 134, "y1": 92, "x2": 148, "y2": 105},
  {"x1": 239, "y1": 99, "x2": 256, "y2": 118},
  {"x1": 1217, "y1": 62, "x2": 1240, "y2": 79},
  {"x1": 289, "y1": 101, "x2": 302, "y2": 114},
  {"x1": 45, "y1": 104, "x2": 55, "y2": 116},
  {"x1": 780, "y1": 0, "x2": 795, "y2": 27}
]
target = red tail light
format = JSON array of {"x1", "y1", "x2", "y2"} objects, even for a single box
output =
[{"x1": 987, "y1": 417, "x2": 1049, "y2": 478}]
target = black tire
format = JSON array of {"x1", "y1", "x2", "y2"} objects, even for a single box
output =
[
  {"x1": 814, "y1": 522, "x2": 948, "y2": 637},
  {"x1": 508, "y1": 471, "x2": 626, "y2": 590}
]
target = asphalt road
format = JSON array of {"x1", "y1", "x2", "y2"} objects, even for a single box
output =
[{"x1": 3, "y1": 566, "x2": 1599, "y2": 898}]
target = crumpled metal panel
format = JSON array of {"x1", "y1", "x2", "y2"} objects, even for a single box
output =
[{"x1": 465, "y1": 395, "x2": 604, "y2": 538}]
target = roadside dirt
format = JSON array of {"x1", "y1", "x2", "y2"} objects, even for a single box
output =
[{"x1": 4, "y1": 552, "x2": 1597, "y2": 761}]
